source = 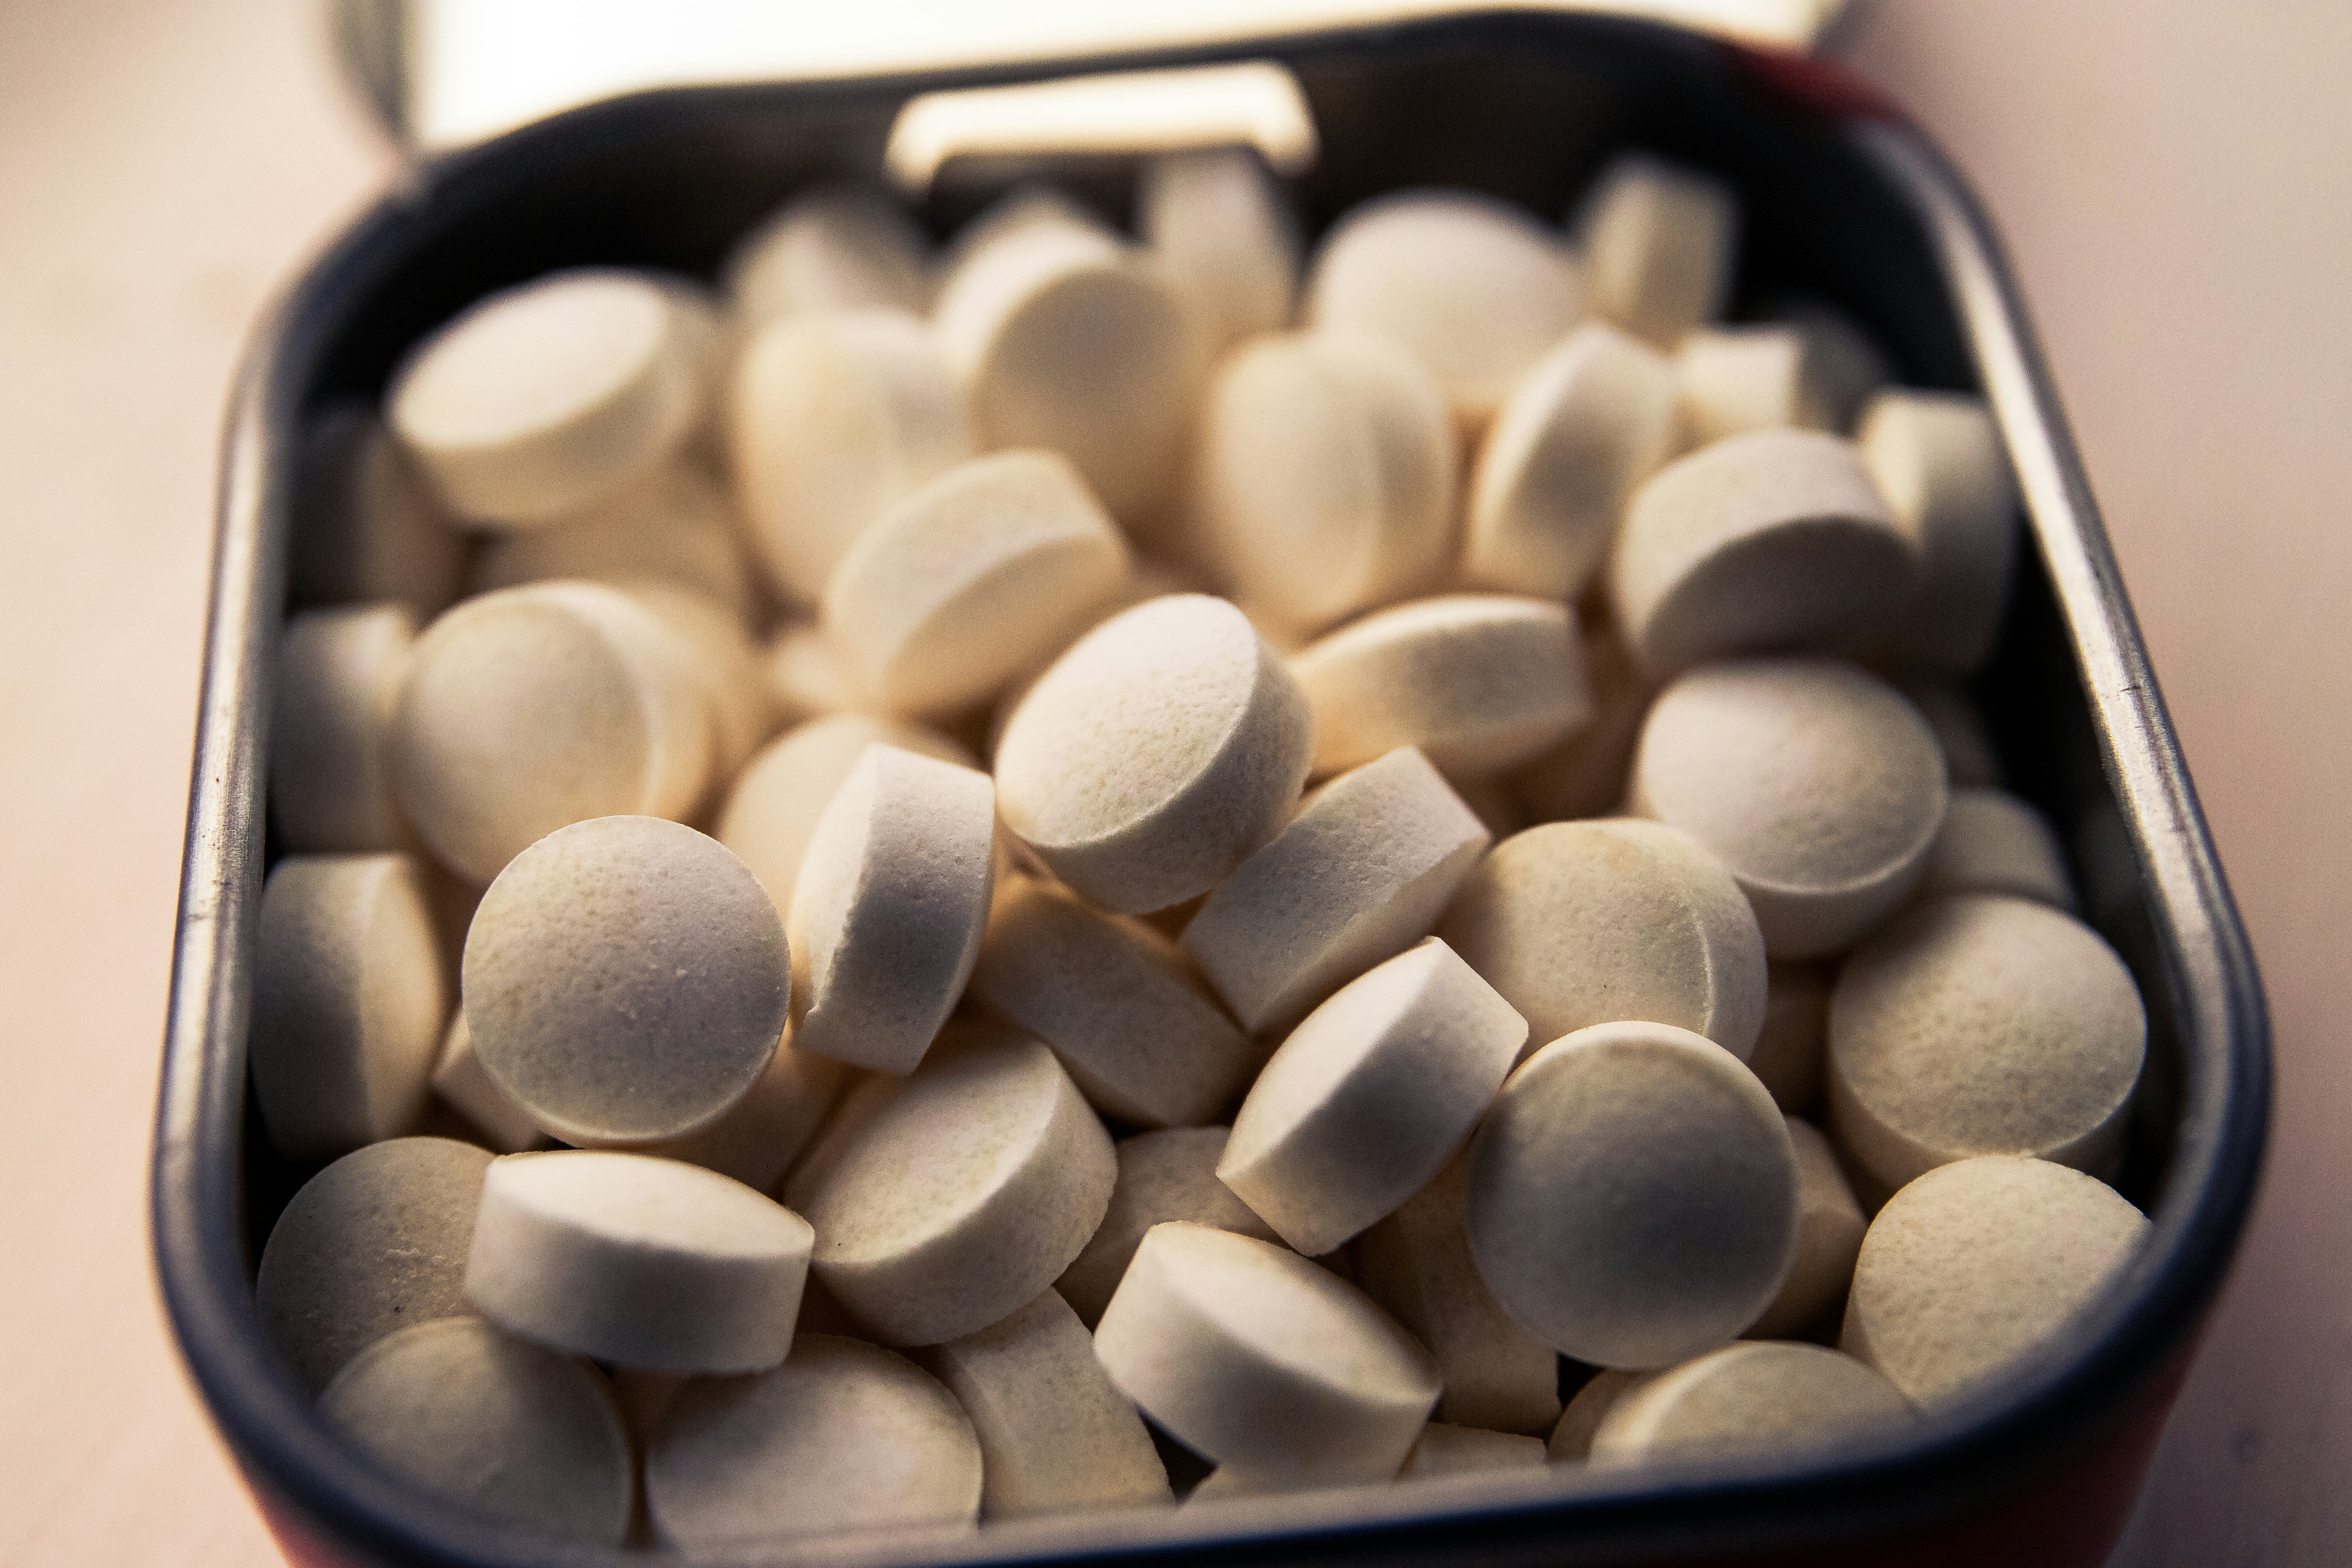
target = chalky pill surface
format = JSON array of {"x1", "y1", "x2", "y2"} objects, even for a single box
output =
[
  {"x1": 292, "y1": 403, "x2": 466, "y2": 617},
  {"x1": 465, "y1": 1149, "x2": 813, "y2": 1372},
  {"x1": 1398, "y1": 1423, "x2": 1547, "y2": 1478},
  {"x1": 250, "y1": 853, "x2": 446, "y2": 1162},
  {"x1": 391, "y1": 580, "x2": 713, "y2": 884},
  {"x1": 1467, "y1": 1020, "x2": 1797, "y2": 1367},
  {"x1": 318, "y1": 1317, "x2": 632, "y2": 1545},
  {"x1": 1586, "y1": 1341, "x2": 1911, "y2": 1468},
  {"x1": 1842, "y1": 1156, "x2": 2148, "y2": 1406},
  {"x1": 1305, "y1": 190, "x2": 1582, "y2": 432},
  {"x1": 1291, "y1": 594, "x2": 1592, "y2": 779},
  {"x1": 787, "y1": 745, "x2": 995, "y2": 1073},
  {"x1": 1095, "y1": 1222, "x2": 1441, "y2": 1482},
  {"x1": 1221, "y1": 938, "x2": 1527, "y2": 1257},
  {"x1": 995, "y1": 595, "x2": 1312, "y2": 913},
  {"x1": 1573, "y1": 152, "x2": 1738, "y2": 348},
  {"x1": 1191, "y1": 331, "x2": 1454, "y2": 636},
  {"x1": 1141, "y1": 147, "x2": 1298, "y2": 356},
  {"x1": 923, "y1": 1288, "x2": 1171, "y2": 1519},
  {"x1": 970, "y1": 874, "x2": 1258, "y2": 1129},
  {"x1": 646, "y1": 1335, "x2": 982, "y2": 1551},
  {"x1": 1917, "y1": 788, "x2": 2075, "y2": 910},
  {"x1": 821, "y1": 449, "x2": 1130, "y2": 716},
  {"x1": 725, "y1": 184, "x2": 933, "y2": 327},
  {"x1": 464, "y1": 815, "x2": 787, "y2": 1145},
  {"x1": 1746, "y1": 960, "x2": 1831, "y2": 1114},
  {"x1": 1828, "y1": 895, "x2": 2145, "y2": 1194},
  {"x1": 429, "y1": 1012, "x2": 540, "y2": 1154},
  {"x1": 798, "y1": 1021, "x2": 1115, "y2": 1345},
  {"x1": 1859, "y1": 389, "x2": 2017, "y2": 673},
  {"x1": 1673, "y1": 326, "x2": 1839, "y2": 447},
  {"x1": 389, "y1": 268, "x2": 704, "y2": 525},
  {"x1": 472, "y1": 462, "x2": 756, "y2": 622},
  {"x1": 1611, "y1": 428, "x2": 1917, "y2": 679},
  {"x1": 1462, "y1": 322, "x2": 1681, "y2": 601},
  {"x1": 271, "y1": 606, "x2": 418, "y2": 854},
  {"x1": 256, "y1": 1136, "x2": 493, "y2": 1393},
  {"x1": 1185, "y1": 747, "x2": 1490, "y2": 1037},
  {"x1": 1436, "y1": 818, "x2": 1766, "y2": 1062},
  {"x1": 1633, "y1": 658, "x2": 1949, "y2": 958},
  {"x1": 1055, "y1": 1127, "x2": 1282, "y2": 1327},
  {"x1": 1746, "y1": 1117, "x2": 1868, "y2": 1339}
]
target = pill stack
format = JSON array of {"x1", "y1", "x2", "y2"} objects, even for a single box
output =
[{"x1": 252, "y1": 148, "x2": 2150, "y2": 1551}]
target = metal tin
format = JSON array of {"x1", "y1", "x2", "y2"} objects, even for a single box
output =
[{"x1": 153, "y1": 12, "x2": 2268, "y2": 1567}]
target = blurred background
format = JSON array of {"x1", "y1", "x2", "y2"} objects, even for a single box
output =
[{"x1": 0, "y1": 2, "x2": 2344, "y2": 1563}]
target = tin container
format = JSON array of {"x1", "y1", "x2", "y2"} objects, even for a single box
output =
[{"x1": 153, "y1": 11, "x2": 2268, "y2": 1567}]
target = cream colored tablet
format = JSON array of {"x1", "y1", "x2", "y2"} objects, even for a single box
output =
[
  {"x1": 1305, "y1": 190, "x2": 1582, "y2": 432},
  {"x1": 390, "y1": 268, "x2": 705, "y2": 526},
  {"x1": 1506, "y1": 618, "x2": 1652, "y2": 822},
  {"x1": 1436, "y1": 818, "x2": 1766, "y2": 1063},
  {"x1": 391, "y1": 580, "x2": 713, "y2": 884},
  {"x1": 982, "y1": 553, "x2": 1210, "y2": 761},
  {"x1": 763, "y1": 619, "x2": 860, "y2": 723},
  {"x1": 1140, "y1": 147, "x2": 1299, "y2": 355},
  {"x1": 933, "y1": 211, "x2": 1204, "y2": 525},
  {"x1": 625, "y1": 1037, "x2": 847, "y2": 1194},
  {"x1": 1184, "y1": 747, "x2": 1490, "y2": 1036},
  {"x1": 1747, "y1": 1118, "x2": 1868, "y2": 1339},
  {"x1": 1611, "y1": 428, "x2": 1918, "y2": 678},
  {"x1": 1768, "y1": 297, "x2": 1893, "y2": 431},
  {"x1": 1356, "y1": 1153, "x2": 1563, "y2": 1436},
  {"x1": 318, "y1": 1317, "x2": 631, "y2": 1545},
  {"x1": 1828, "y1": 895, "x2": 2145, "y2": 1195},
  {"x1": 995, "y1": 595, "x2": 1312, "y2": 914},
  {"x1": 1859, "y1": 389, "x2": 2017, "y2": 673},
  {"x1": 1587, "y1": 1341, "x2": 1910, "y2": 1468},
  {"x1": 969, "y1": 875, "x2": 1258, "y2": 1129},
  {"x1": 1056, "y1": 1127, "x2": 1283, "y2": 1328},
  {"x1": 271, "y1": 605, "x2": 416, "y2": 854},
  {"x1": 1633, "y1": 658, "x2": 1948, "y2": 957},
  {"x1": 291, "y1": 403, "x2": 467, "y2": 617},
  {"x1": 465, "y1": 1149, "x2": 812, "y2": 1372},
  {"x1": 646, "y1": 1335, "x2": 981, "y2": 1551},
  {"x1": 1917, "y1": 788, "x2": 2073, "y2": 910},
  {"x1": 464, "y1": 815, "x2": 787, "y2": 1145},
  {"x1": 471, "y1": 461, "x2": 757, "y2": 622},
  {"x1": 1398, "y1": 1423, "x2": 1547, "y2": 1480},
  {"x1": 1746, "y1": 960, "x2": 1830, "y2": 1114},
  {"x1": 1842, "y1": 1155, "x2": 2148, "y2": 1406},
  {"x1": 1190, "y1": 331, "x2": 1453, "y2": 635},
  {"x1": 729, "y1": 309, "x2": 972, "y2": 605},
  {"x1": 787, "y1": 745, "x2": 994, "y2": 1073},
  {"x1": 1467, "y1": 1021, "x2": 1796, "y2": 1367},
  {"x1": 1292, "y1": 595, "x2": 1592, "y2": 780},
  {"x1": 779, "y1": 1068, "x2": 903, "y2": 1215},
  {"x1": 717, "y1": 715, "x2": 973, "y2": 923},
  {"x1": 725, "y1": 184, "x2": 932, "y2": 327},
  {"x1": 1222, "y1": 939, "x2": 1526, "y2": 1257},
  {"x1": 1547, "y1": 1370, "x2": 1652, "y2": 1463},
  {"x1": 251, "y1": 854, "x2": 446, "y2": 1162},
  {"x1": 1675, "y1": 326, "x2": 1841, "y2": 447},
  {"x1": 429, "y1": 1012, "x2": 541, "y2": 1154},
  {"x1": 821, "y1": 449, "x2": 1130, "y2": 716},
  {"x1": 1895, "y1": 675, "x2": 2002, "y2": 788},
  {"x1": 922, "y1": 1288, "x2": 1171, "y2": 1519},
  {"x1": 1462, "y1": 322, "x2": 1681, "y2": 601},
  {"x1": 1573, "y1": 153, "x2": 1738, "y2": 348},
  {"x1": 798, "y1": 1021, "x2": 1116, "y2": 1346},
  {"x1": 257, "y1": 1137, "x2": 493, "y2": 1392},
  {"x1": 1096, "y1": 1222, "x2": 1441, "y2": 1481}
]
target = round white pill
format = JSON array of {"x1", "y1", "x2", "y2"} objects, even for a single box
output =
[
  {"x1": 428, "y1": 1012, "x2": 541, "y2": 1154},
  {"x1": 465, "y1": 1149, "x2": 812, "y2": 1372},
  {"x1": 724, "y1": 184, "x2": 933, "y2": 327},
  {"x1": 1055, "y1": 1127, "x2": 1283, "y2": 1328},
  {"x1": 995, "y1": 594, "x2": 1312, "y2": 914},
  {"x1": 1916, "y1": 787, "x2": 2074, "y2": 910},
  {"x1": 1291, "y1": 594, "x2": 1592, "y2": 780},
  {"x1": 256, "y1": 1136, "x2": 493, "y2": 1392},
  {"x1": 787, "y1": 744, "x2": 995, "y2": 1073},
  {"x1": 1467, "y1": 1020, "x2": 1797, "y2": 1367},
  {"x1": 1305, "y1": 190, "x2": 1582, "y2": 432},
  {"x1": 1859, "y1": 388, "x2": 2017, "y2": 673},
  {"x1": 318, "y1": 1317, "x2": 631, "y2": 1545},
  {"x1": 1632, "y1": 657, "x2": 1948, "y2": 957},
  {"x1": 820, "y1": 449, "x2": 1131, "y2": 717},
  {"x1": 251, "y1": 853, "x2": 446, "y2": 1162},
  {"x1": 1586, "y1": 1341, "x2": 1911, "y2": 1468},
  {"x1": 1674, "y1": 326, "x2": 1841, "y2": 447},
  {"x1": 291, "y1": 403, "x2": 466, "y2": 618},
  {"x1": 1746, "y1": 1116, "x2": 1868, "y2": 1339},
  {"x1": 1611, "y1": 428, "x2": 1917, "y2": 679},
  {"x1": 1398, "y1": 1422, "x2": 1548, "y2": 1479},
  {"x1": 1436, "y1": 818, "x2": 1766, "y2": 1063},
  {"x1": 1841, "y1": 1155, "x2": 2148, "y2": 1406},
  {"x1": 1096, "y1": 1222, "x2": 1442, "y2": 1482},
  {"x1": 1184, "y1": 747, "x2": 1491, "y2": 1037},
  {"x1": 1505, "y1": 617, "x2": 1653, "y2": 823},
  {"x1": 464, "y1": 815, "x2": 787, "y2": 1145},
  {"x1": 1140, "y1": 147, "x2": 1298, "y2": 355},
  {"x1": 646, "y1": 1335, "x2": 982, "y2": 1551},
  {"x1": 271, "y1": 605, "x2": 417, "y2": 854},
  {"x1": 624, "y1": 1037, "x2": 847, "y2": 1195},
  {"x1": 1746, "y1": 960, "x2": 1830, "y2": 1114},
  {"x1": 1462, "y1": 322, "x2": 1681, "y2": 602},
  {"x1": 1572, "y1": 152, "x2": 1738, "y2": 348},
  {"x1": 922, "y1": 1288, "x2": 1171, "y2": 1519},
  {"x1": 471, "y1": 461, "x2": 757, "y2": 622},
  {"x1": 969, "y1": 874, "x2": 1259, "y2": 1130},
  {"x1": 799, "y1": 1020, "x2": 1115, "y2": 1345},
  {"x1": 1828, "y1": 895, "x2": 2145, "y2": 1195},
  {"x1": 1190, "y1": 330, "x2": 1454, "y2": 637},
  {"x1": 389, "y1": 268, "x2": 705, "y2": 526}
]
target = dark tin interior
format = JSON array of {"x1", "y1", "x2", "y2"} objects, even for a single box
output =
[{"x1": 154, "y1": 11, "x2": 2268, "y2": 1567}]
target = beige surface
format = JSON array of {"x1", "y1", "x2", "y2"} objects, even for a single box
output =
[{"x1": 0, "y1": 2, "x2": 2344, "y2": 1565}]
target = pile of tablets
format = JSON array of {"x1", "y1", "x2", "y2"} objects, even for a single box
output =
[{"x1": 251, "y1": 147, "x2": 2150, "y2": 1551}]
